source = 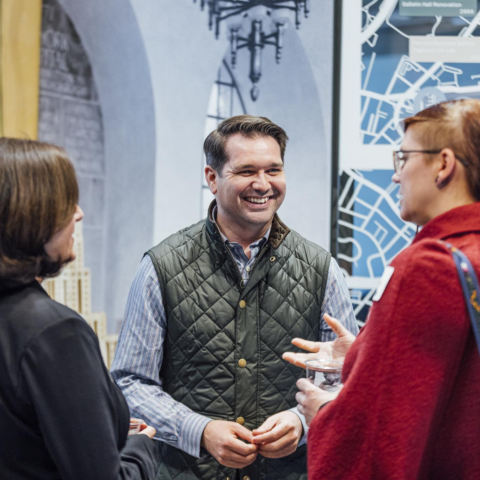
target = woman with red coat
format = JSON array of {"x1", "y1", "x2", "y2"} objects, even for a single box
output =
[{"x1": 284, "y1": 99, "x2": 480, "y2": 479}]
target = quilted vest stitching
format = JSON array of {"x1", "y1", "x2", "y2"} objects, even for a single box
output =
[{"x1": 148, "y1": 215, "x2": 330, "y2": 480}]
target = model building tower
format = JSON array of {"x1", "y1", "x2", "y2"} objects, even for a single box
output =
[{"x1": 43, "y1": 222, "x2": 118, "y2": 368}]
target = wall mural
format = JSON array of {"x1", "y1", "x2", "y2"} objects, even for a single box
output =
[
  {"x1": 39, "y1": 0, "x2": 106, "y2": 313},
  {"x1": 39, "y1": 0, "x2": 104, "y2": 179},
  {"x1": 337, "y1": 0, "x2": 480, "y2": 322}
]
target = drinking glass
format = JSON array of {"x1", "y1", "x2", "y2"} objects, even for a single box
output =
[{"x1": 305, "y1": 358, "x2": 343, "y2": 392}]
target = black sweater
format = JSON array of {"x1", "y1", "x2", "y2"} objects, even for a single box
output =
[{"x1": 0, "y1": 281, "x2": 157, "y2": 479}]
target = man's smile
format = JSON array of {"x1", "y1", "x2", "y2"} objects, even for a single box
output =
[{"x1": 243, "y1": 196, "x2": 272, "y2": 205}]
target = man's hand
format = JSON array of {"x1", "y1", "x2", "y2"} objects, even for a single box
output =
[
  {"x1": 295, "y1": 378, "x2": 339, "y2": 426},
  {"x1": 201, "y1": 420, "x2": 258, "y2": 468},
  {"x1": 283, "y1": 314, "x2": 356, "y2": 369},
  {"x1": 251, "y1": 411, "x2": 303, "y2": 458},
  {"x1": 129, "y1": 417, "x2": 156, "y2": 439}
]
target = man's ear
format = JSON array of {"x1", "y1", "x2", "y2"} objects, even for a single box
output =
[
  {"x1": 436, "y1": 148, "x2": 457, "y2": 189},
  {"x1": 205, "y1": 165, "x2": 218, "y2": 195}
]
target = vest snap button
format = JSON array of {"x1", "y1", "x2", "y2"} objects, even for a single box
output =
[
  {"x1": 238, "y1": 359, "x2": 247, "y2": 368},
  {"x1": 236, "y1": 416, "x2": 245, "y2": 425},
  {"x1": 239, "y1": 300, "x2": 246, "y2": 309},
  {"x1": 270, "y1": 256, "x2": 276, "y2": 262}
]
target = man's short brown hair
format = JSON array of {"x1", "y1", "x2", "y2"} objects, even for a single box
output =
[
  {"x1": 0, "y1": 138, "x2": 79, "y2": 289},
  {"x1": 204, "y1": 115, "x2": 289, "y2": 174}
]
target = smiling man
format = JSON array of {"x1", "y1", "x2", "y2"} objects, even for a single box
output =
[{"x1": 111, "y1": 115, "x2": 358, "y2": 480}]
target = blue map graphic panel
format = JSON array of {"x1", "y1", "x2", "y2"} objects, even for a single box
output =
[{"x1": 337, "y1": 1, "x2": 480, "y2": 321}]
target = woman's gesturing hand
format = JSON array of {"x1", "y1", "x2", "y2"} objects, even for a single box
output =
[{"x1": 282, "y1": 314, "x2": 356, "y2": 369}]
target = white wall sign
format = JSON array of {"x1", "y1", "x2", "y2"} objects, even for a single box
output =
[
  {"x1": 399, "y1": 0, "x2": 477, "y2": 17},
  {"x1": 410, "y1": 36, "x2": 480, "y2": 63}
]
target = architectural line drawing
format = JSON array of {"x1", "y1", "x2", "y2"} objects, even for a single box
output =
[{"x1": 338, "y1": 168, "x2": 416, "y2": 318}]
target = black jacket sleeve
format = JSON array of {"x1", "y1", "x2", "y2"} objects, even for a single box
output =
[{"x1": 18, "y1": 317, "x2": 157, "y2": 480}]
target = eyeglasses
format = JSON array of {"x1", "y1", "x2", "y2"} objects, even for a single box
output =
[
  {"x1": 392, "y1": 150, "x2": 441, "y2": 175},
  {"x1": 393, "y1": 149, "x2": 468, "y2": 175}
]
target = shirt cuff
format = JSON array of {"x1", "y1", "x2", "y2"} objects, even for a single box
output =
[
  {"x1": 289, "y1": 406, "x2": 308, "y2": 447},
  {"x1": 177, "y1": 411, "x2": 213, "y2": 458}
]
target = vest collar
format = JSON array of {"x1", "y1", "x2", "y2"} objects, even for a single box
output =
[{"x1": 206, "y1": 200, "x2": 290, "y2": 250}]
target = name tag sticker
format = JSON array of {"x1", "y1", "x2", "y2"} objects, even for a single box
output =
[{"x1": 372, "y1": 266, "x2": 395, "y2": 302}]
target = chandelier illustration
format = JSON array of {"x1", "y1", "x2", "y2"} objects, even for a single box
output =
[{"x1": 194, "y1": 0, "x2": 311, "y2": 101}]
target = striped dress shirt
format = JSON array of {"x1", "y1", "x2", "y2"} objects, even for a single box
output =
[{"x1": 111, "y1": 236, "x2": 358, "y2": 458}]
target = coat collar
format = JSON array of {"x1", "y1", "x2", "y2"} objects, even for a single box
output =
[
  {"x1": 206, "y1": 200, "x2": 290, "y2": 250},
  {"x1": 413, "y1": 202, "x2": 480, "y2": 244},
  {"x1": 0, "y1": 280, "x2": 47, "y2": 296}
]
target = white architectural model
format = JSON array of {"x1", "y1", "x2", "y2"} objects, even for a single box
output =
[{"x1": 43, "y1": 222, "x2": 118, "y2": 369}]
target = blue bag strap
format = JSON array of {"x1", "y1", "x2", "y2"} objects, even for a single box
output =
[{"x1": 440, "y1": 241, "x2": 480, "y2": 356}]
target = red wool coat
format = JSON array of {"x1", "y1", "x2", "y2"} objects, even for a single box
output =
[{"x1": 308, "y1": 202, "x2": 480, "y2": 479}]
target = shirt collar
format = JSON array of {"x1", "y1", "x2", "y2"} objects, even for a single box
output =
[{"x1": 211, "y1": 205, "x2": 271, "y2": 247}]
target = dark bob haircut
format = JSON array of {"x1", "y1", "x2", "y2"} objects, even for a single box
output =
[
  {"x1": 0, "y1": 138, "x2": 79, "y2": 289},
  {"x1": 203, "y1": 115, "x2": 289, "y2": 174}
]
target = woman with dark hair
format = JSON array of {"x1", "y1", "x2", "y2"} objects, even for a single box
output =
[
  {"x1": 0, "y1": 138, "x2": 157, "y2": 479},
  {"x1": 285, "y1": 99, "x2": 480, "y2": 479}
]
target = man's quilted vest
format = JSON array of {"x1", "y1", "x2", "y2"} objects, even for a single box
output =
[{"x1": 148, "y1": 207, "x2": 331, "y2": 480}]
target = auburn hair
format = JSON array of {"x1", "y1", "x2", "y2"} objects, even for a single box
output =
[{"x1": 403, "y1": 99, "x2": 480, "y2": 201}]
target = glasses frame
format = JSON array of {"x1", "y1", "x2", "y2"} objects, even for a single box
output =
[
  {"x1": 392, "y1": 149, "x2": 441, "y2": 175},
  {"x1": 393, "y1": 149, "x2": 468, "y2": 175}
]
